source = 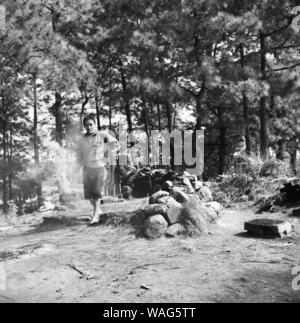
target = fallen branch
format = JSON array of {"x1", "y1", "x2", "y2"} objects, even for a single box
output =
[{"x1": 69, "y1": 260, "x2": 95, "y2": 280}]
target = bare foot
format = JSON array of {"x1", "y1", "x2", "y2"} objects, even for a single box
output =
[{"x1": 89, "y1": 212, "x2": 102, "y2": 226}]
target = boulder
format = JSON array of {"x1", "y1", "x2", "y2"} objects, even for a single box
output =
[
  {"x1": 170, "y1": 187, "x2": 190, "y2": 204},
  {"x1": 179, "y1": 198, "x2": 215, "y2": 236},
  {"x1": 280, "y1": 181, "x2": 300, "y2": 203},
  {"x1": 182, "y1": 178, "x2": 195, "y2": 194},
  {"x1": 270, "y1": 205, "x2": 281, "y2": 213},
  {"x1": 157, "y1": 196, "x2": 182, "y2": 209},
  {"x1": 144, "y1": 204, "x2": 169, "y2": 217},
  {"x1": 244, "y1": 219, "x2": 294, "y2": 238},
  {"x1": 198, "y1": 186, "x2": 213, "y2": 202},
  {"x1": 149, "y1": 190, "x2": 170, "y2": 205},
  {"x1": 144, "y1": 214, "x2": 168, "y2": 239},
  {"x1": 166, "y1": 224, "x2": 185, "y2": 238},
  {"x1": 166, "y1": 206, "x2": 183, "y2": 225},
  {"x1": 121, "y1": 186, "x2": 133, "y2": 199},
  {"x1": 162, "y1": 181, "x2": 173, "y2": 192}
]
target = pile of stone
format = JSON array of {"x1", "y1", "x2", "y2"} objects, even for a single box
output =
[
  {"x1": 255, "y1": 178, "x2": 300, "y2": 214},
  {"x1": 142, "y1": 186, "x2": 223, "y2": 239},
  {"x1": 121, "y1": 168, "x2": 203, "y2": 199},
  {"x1": 280, "y1": 179, "x2": 300, "y2": 203}
]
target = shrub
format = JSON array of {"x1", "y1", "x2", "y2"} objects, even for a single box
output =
[{"x1": 214, "y1": 153, "x2": 292, "y2": 204}]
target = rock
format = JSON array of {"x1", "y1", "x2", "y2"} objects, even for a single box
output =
[
  {"x1": 166, "y1": 224, "x2": 185, "y2": 238},
  {"x1": 255, "y1": 195, "x2": 278, "y2": 214},
  {"x1": 144, "y1": 214, "x2": 168, "y2": 239},
  {"x1": 149, "y1": 190, "x2": 170, "y2": 204},
  {"x1": 244, "y1": 219, "x2": 294, "y2": 238},
  {"x1": 288, "y1": 207, "x2": 300, "y2": 217},
  {"x1": 132, "y1": 171, "x2": 153, "y2": 198},
  {"x1": 198, "y1": 186, "x2": 213, "y2": 202},
  {"x1": 166, "y1": 206, "x2": 183, "y2": 225},
  {"x1": 122, "y1": 186, "x2": 133, "y2": 199},
  {"x1": 170, "y1": 187, "x2": 190, "y2": 204},
  {"x1": 205, "y1": 202, "x2": 224, "y2": 214},
  {"x1": 157, "y1": 196, "x2": 182, "y2": 209},
  {"x1": 162, "y1": 181, "x2": 173, "y2": 192},
  {"x1": 144, "y1": 204, "x2": 169, "y2": 217},
  {"x1": 182, "y1": 178, "x2": 195, "y2": 193},
  {"x1": 270, "y1": 205, "x2": 281, "y2": 213},
  {"x1": 179, "y1": 198, "x2": 215, "y2": 236},
  {"x1": 280, "y1": 181, "x2": 300, "y2": 203},
  {"x1": 194, "y1": 181, "x2": 202, "y2": 191}
]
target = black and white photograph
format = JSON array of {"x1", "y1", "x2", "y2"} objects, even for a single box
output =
[{"x1": 0, "y1": 0, "x2": 300, "y2": 305}]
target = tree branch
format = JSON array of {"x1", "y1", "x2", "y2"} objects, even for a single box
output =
[
  {"x1": 271, "y1": 62, "x2": 300, "y2": 72},
  {"x1": 263, "y1": 17, "x2": 294, "y2": 38}
]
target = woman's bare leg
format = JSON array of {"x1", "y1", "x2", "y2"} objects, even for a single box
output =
[{"x1": 90, "y1": 199, "x2": 102, "y2": 225}]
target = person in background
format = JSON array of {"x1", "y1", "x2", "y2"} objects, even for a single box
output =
[{"x1": 77, "y1": 114, "x2": 120, "y2": 225}]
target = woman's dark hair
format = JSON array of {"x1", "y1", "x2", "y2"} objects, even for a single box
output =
[{"x1": 83, "y1": 114, "x2": 96, "y2": 126}]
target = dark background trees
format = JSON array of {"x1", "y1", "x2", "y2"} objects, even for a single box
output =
[{"x1": 1, "y1": 0, "x2": 300, "y2": 213}]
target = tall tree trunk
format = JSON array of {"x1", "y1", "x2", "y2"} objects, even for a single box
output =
[
  {"x1": 165, "y1": 101, "x2": 174, "y2": 133},
  {"x1": 109, "y1": 69, "x2": 113, "y2": 130},
  {"x1": 165, "y1": 101, "x2": 175, "y2": 169},
  {"x1": 142, "y1": 100, "x2": 150, "y2": 137},
  {"x1": 119, "y1": 63, "x2": 133, "y2": 133},
  {"x1": 2, "y1": 117, "x2": 8, "y2": 214},
  {"x1": 157, "y1": 103, "x2": 162, "y2": 131},
  {"x1": 240, "y1": 45, "x2": 251, "y2": 154},
  {"x1": 260, "y1": 32, "x2": 269, "y2": 158},
  {"x1": 195, "y1": 91, "x2": 205, "y2": 130},
  {"x1": 149, "y1": 102, "x2": 154, "y2": 129},
  {"x1": 79, "y1": 94, "x2": 89, "y2": 132},
  {"x1": 277, "y1": 140, "x2": 286, "y2": 161},
  {"x1": 109, "y1": 96, "x2": 112, "y2": 131},
  {"x1": 54, "y1": 92, "x2": 63, "y2": 146},
  {"x1": 173, "y1": 103, "x2": 177, "y2": 129},
  {"x1": 193, "y1": 82, "x2": 206, "y2": 163},
  {"x1": 218, "y1": 107, "x2": 227, "y2": 175},
  {"x1": 95, "y1": 90, "x2": 101, "y2": 130},
  {"x1": 8, "y1": 127, "x2": 13, "y2": 201},
  {"x1": 8, "y1": 126, "x2": 13, "y2": 201},
  {"x1": 290, "y1": 147, "x2": 297, "y2": 176},
  {"x1": 142, "y1": 99, "x2": 151, "y2": 161},
  {"x1": 271, "y1": 93, "x2": 286, "y2": 161},
  {"x1": 33, "y1": 75, "x2": 43, "y2": 207}
]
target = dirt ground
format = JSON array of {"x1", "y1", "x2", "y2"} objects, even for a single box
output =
[{"x1": 0, "y1": 198, "x2": 299, "y2": 303}]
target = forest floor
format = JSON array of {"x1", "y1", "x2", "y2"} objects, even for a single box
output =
[{"x1": 0, "y1": 197, "x2": 299, "y2": 303}]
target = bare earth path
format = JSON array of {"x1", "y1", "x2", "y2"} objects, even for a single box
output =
[{"x1": 0, "y1": 199, "x2": 299, "y2": 303}]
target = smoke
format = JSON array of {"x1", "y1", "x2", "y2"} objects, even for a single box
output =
[{"x1": 39, "y1": 130, "x2": 82, "y2": 196}]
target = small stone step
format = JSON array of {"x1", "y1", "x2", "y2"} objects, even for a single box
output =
[{"x1": 244, "y1": 219, "x2": 294, "y2": 238}]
